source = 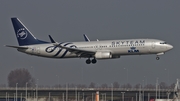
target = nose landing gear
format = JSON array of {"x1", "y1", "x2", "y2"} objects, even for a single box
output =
[
  {"x1": 156, "y1": 56, "x2": 160, "y2": 60},
  {"x1": 156, "y1": 52, "x2": 164, "y2": 60}
]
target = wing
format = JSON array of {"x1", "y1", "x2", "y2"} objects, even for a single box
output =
[
  {"x1": 48, "y1": 35, "x2": 96, "y2": 57},
  {"x1": 59, "y1": 45, "x2": 96, "y2": 57}
]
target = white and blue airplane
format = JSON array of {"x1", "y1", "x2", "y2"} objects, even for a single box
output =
[{"x1": 6, "y1": 18, "x2": 173, "y2": 64}]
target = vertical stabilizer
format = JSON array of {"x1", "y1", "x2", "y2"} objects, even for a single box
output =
[{"x1": 11, "y1": 18, "x2": 48, "y2": 46}]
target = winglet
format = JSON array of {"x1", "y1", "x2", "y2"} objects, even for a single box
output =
[
  {"x1": 48, "y1": 35, "x2": 56, "y2": 43},
  {"x1": 48, "y1": 35, "x2": 59, "y2": 46},
  {"x1": 83, "y1": 34, "x2": 90, "y2": 42}
]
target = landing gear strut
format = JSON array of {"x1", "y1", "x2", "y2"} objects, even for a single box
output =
[{"x1": 156, "y1": 56, "x2": 160, "y2": 60}]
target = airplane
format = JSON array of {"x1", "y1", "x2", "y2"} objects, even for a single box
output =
[{"x1": 6, "y1": 17, "x2": 173, "y2": 64}]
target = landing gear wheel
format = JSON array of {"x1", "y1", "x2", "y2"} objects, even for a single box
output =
[
  {"x1": 156, "y1": 57, "x2": 160, "y2": 60},
  {"x1": 86, "y1": 59, "x2": 91, "y2": 64},
  {"x1": 92, "y1": 59, "x2": 97, "y2": 64}
]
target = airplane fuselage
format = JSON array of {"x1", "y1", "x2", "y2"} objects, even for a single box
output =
[{"x1": 18, "y1": 39, "x2": 173, "y2": 59}]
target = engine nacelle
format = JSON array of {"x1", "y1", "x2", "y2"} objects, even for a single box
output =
[{"x1": 95, "y1": 51, "x2": 112, "y2": 59}]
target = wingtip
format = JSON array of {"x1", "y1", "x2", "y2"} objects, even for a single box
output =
[
  {"x1": 11, "y1": 17, "x2": 18, "y2": 20},
  {"x1": 48, "y1": 35, "x2": 56, "y2": 43},
  {"x1": 4, "y1": 45, "x2": 10, "y2": 47}
]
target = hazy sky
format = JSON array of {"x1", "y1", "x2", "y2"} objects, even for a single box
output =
[{"x1": 0, "y1": 0, "x2": 179, "y2": 86}]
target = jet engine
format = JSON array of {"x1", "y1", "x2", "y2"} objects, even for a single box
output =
[{"x1": 95, "y1": 51, "x2": 112, "y2": 59}]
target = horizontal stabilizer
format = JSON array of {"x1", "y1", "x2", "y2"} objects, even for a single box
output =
[{"x1": 5, "y1": 45, "x2": 28, "y2": 49}]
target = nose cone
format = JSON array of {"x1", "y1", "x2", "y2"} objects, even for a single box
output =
[{"x1": 167, "y1": 44, "x2": 173, "y2": 50}]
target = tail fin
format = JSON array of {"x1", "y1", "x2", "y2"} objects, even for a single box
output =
[{"x1": 11, "y1": 17, "x2": 48, "y2": 46}]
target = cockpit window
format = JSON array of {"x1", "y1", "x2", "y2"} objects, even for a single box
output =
[{"x1": 160, "y1": 42, "x2": 167, "y2": 44}]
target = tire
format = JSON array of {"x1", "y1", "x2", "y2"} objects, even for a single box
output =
[
  {"x1": 156, "y1": 57, "x2": 160, "y2": 60},
  {"x1": 92, "y1": 59, "x2": 97, "y2": 64},
  {"x1": 86, "y1": 59, "x2": 91, "y2": 64}
]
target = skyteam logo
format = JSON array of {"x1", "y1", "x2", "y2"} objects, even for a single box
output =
[
  {"x1": 128, "y1": 47, "x2": 139, "y2": 53},
  {"x1": 45, "y1": 42, "x2": 77, "y2": 58},
  {"x1": 17, "y1": 28, "x2": 28, "y2": 40}
]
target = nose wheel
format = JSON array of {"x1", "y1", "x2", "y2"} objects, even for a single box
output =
[{"x1": 156, "y1": 56, "x2": 160, "y2": 60}]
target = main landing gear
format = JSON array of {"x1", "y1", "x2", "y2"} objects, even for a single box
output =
[{"x1": 86, "y1": 58, "x2": 97, "y2": 64}]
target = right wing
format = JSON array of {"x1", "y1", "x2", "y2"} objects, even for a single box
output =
[
  {"x1": 48, "y1": 35, "x2": 96, "y2": 57},
  {"x1": 59, "y1": 44, "x2": 96, "y2": 57}
]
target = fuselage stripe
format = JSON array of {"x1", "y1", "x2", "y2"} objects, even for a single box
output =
[
  {"x1": 54, "y1": 43, "x2": 73, "y2": 57},
  {"x1": 60, "y1": 45, "x2": 77, "y2": 58},
  {"x1": 53, "y1": 42, "x2": 65, "y2": 57}
]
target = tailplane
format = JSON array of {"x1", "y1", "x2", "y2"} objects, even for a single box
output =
[{"x1": 11, "y1": 18, "x2": 48, "y2": 46}]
